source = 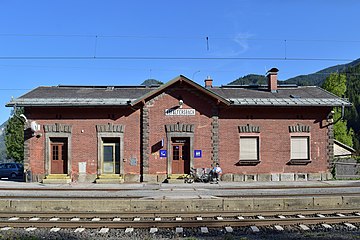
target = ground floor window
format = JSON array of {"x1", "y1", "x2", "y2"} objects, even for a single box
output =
[
  {"x1": 239, "y1": 137, "x2": 260, "y2": 165},
  {"x1": 290, "y1": 136, "x2": 309, "y2": 160}
]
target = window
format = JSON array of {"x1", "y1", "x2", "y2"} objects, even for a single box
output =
[
  {"x1": 291, "y1": 137, "x2": 309, "y2": 160},
  {"x1": 290, "y1": 136, "x2": 310, "y2": 164},
  {"x1": 239, "y1": 137, "x2": 260, "y2": 165}
]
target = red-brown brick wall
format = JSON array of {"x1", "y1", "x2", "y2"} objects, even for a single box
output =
[
  {"x1": 218, "y1": 106, "x2": 331, "y2": 174},
  {"x1": 25, "y1": 106, "x2": 141, "y2": 175},
  {"x1": 146, "y1": 86, "x2": 215, "y2": 173}
]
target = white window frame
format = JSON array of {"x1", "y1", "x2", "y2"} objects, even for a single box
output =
[
  {"x1": 239, "y1": 135, "x2": 260, "y2": 165},
  {"x1": 289, "y1": 134, "x2": 311, "y2": 164}
]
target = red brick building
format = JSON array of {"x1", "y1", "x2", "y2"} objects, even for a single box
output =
[{"x1": 6, "y1": 69, "x2": 350, "y2": 183}]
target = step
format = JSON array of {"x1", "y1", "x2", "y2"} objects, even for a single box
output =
[
  {"x1": 167, "y1": 174, "x2": 186, "y2": 179},
  {"x1": 42, "y1": 178, "x2": 71, "y2": 184},
  {"x1": 97, "y1": 174, "x2": 123, "y2": 179},
  {"x1": 45, "y1": 174, "x2": 70, "y2": 179},
  {"x1": 95, "y1": 178, "x2": 124, "y2": 184}
]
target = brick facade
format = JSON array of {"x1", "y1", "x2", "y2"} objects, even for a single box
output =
[{"x1": 11, "y1": 76, "x2": 344, "y2": 183}]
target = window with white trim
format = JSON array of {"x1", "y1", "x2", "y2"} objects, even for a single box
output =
[
  {"x1": 239, "y1": 137, "x2": 259, "y2": 164},
  {"x1": 290, "y1": 136, "x2": 309, "y2": 160}
]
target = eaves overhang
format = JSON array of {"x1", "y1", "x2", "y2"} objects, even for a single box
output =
[
  {"x1": 6, "y1": 98, "x2": 136, "y2": 107},
  {"x1": 228, "y1": 98, "x2": 351, "y2": 107}
]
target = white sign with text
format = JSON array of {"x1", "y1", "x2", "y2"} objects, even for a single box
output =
[{"x1": 165, "y1": 108, "x2": 196, "y2": 116}]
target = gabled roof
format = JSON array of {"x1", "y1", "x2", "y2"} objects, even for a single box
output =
[
  {"x1": 6, "y1": 75, "x2": 351, "y2": 108},
  {"x1": 130, "y1": 75, "x2": 230, "y2": 106},
  {"x1": 334, "y1": 140, "x2": 356, "y2": 157}
]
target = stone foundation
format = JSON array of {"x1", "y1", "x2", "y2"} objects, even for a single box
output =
[
  {"x1": 231, "y1": 172, "x2": 332, "y2": 182},
  {"x1": 35, "y1": 172, "x2": 332, "y2": 184}
]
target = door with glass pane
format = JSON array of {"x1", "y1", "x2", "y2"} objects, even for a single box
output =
[
  {"x1": 102, "y1": 142, "x2": 120, "y2": 174},
  {"x1": 171, "y1": 138, "x2": 190, "y2": 174},
  {"x1": 50, "y1": 138, "x2": 68, "y2": 174}
]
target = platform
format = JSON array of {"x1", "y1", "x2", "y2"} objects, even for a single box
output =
[{"x1": 0, "y1": 180, "x2": 359, "y2": 213}]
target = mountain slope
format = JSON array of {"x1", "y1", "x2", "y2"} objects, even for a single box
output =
[
  {"x1": 229, "y1": 58, "x2": 360, "y2": 87},
  {"x1": 284, "y1": 58, "x2": 360, "y2": 86}
]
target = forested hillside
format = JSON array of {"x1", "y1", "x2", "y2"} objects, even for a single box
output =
[
  {"x1": 285, "y1": 58, "x2": 360, "y2": 86},
  {"x1": 344, "y1": 64, "x2": 360, "y2": 152},
  {"x1": 229, "y1": 58, "x2": 360, "y2": 87}
]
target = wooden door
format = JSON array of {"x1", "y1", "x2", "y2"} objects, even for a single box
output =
[
  {"x1": 50, "y1": 141, "x2": 67, "y2": 174},
  {"x1": 171, "y1": 139, "x2": 190, "y2": 174}
]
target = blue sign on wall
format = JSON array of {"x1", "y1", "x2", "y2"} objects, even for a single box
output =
[
  {"x1": 194, "y1": 150, "x2": 202, "y2": 158},
  {"x1": 159, "y1": 150, "x2": 167, "y2": 158}
]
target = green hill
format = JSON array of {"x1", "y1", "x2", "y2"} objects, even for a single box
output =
[
  {"x1": 229, "y1": 58, "x2": 360, "y2": 87},
  {"x1": 285, "y1": 58, "x2": 360, "y2": 86},
  {"x1": 229, "y1": 74, "x2": 268, "y2": 85},
  {"x1": 141, "y1": 79, "x2": 163, "y2": 86}
]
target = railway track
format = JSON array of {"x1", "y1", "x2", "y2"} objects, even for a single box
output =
[
  {"x1": 1, "y1": 194, "x2": 360, "y2": 199},
  {"x1": 1, "y1": 209, "x2": 359, "y2": 230}
]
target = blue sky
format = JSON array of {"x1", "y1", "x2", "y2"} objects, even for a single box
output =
[{"x1": 1, "y1": 0, "x2": 360, "y2": 124}]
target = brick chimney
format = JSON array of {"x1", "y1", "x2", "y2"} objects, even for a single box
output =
[
  {"x1": 204, "y1": 76, "x2": 213, "y2": 88},
  {"x1": 267, "y1": 68, "x2": 279, "y2": 93}
]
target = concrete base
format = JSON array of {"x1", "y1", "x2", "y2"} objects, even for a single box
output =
[
  {"x1": 124, "y1": 174, "x2": 140, "y2": 183},
  {"x1": 142, "y1": 174, "x2": 158, "y2": 183},
  {"x1": 221, "y1": 174, "x2": 233, "y2": 181},
  {"x1": 4, "y1": 194, "x2": 360, "y2": 213}
]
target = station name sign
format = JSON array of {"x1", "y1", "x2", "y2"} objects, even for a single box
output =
[{"x1": 165, "y1": 108, "x2": 196, "y2": 116}]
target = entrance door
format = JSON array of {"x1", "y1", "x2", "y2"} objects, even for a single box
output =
[
  {"x1": 171, "y1": 138, "x2": 190, "y2": 174},
  {"x1": 50, "y1": 138, "x2": 68, "y2": 174},
  {"x1": 102, "y1": 141, "x2": 120, "y2": 174}
]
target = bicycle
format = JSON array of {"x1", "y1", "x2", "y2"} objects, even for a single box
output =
[{"x1": 184, "y1": 167, "x2": 211, "y2": 183}]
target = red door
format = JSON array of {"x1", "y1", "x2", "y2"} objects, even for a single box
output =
[
  {"x1": 172, "y1": 139, "x2": 190, "y2": 174},
  {"x1": 51, "y1": 141, "x2": 68, "y2": 174}
]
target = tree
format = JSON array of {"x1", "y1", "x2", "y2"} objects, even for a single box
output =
[
  {"x1": 322, "y1": 73, "x2": 353, "y2": 147},
  {"x1": 5, "y1": 108, "x2": 24, "y2": 162},
  {"x1": 333, "y1": 110, "x2": 354, "y2": 147},
  {"x1": 322, "y1": 73, "x2": 346, "y2": 97}
]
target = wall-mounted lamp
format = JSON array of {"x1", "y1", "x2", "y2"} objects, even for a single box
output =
[
  {"x1": 179, "y1": 99, "x2": 184, "y2": 108},
  {"x1": 327, "y1": 110, "x2": 335, "y2": 123}
]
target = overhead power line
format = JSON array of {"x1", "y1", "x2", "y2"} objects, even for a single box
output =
[
  {"x1": 0, "y1": 56, "x2": 354, "y2": 62},
  {"x1": 1, "y1": 33, "x2": 360, "y2": 43}
]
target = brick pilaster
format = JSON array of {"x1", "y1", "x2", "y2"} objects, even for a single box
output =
[
  {"x1": 211, "y1": 107, "x2": 219, "y2": 163},
  {"x1": 327, "y1": 124, "x2": 334, "y2": 169},
  {"x1": 141, "y1": 107, "x2": 150, "y2": 175}
]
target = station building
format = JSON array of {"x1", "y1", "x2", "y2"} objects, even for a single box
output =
[{"x1": 6, "y1": 69, "x2": 350, "y2": 183}]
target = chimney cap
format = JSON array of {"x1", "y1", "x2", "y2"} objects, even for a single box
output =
[{"x1": 267, "y1": 68, "x2": 279, "y2": 74}]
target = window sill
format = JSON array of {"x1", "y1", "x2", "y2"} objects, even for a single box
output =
[
  {"x1": 237, "y1": 160, "x2": 260, "y2": 166},
  {"x1": 288, "y1": 159, "x2": 311, "y2": 165}
]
